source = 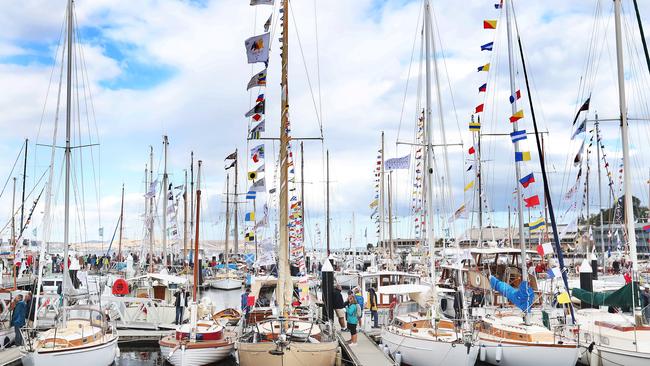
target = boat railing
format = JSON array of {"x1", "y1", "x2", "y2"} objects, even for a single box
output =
[{"x1": 552, "y1": 323, "x2": 580, "y2": 345}]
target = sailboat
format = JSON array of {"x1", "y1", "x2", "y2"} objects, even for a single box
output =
[
  {"x1": 571, "y1": 1, "x2": 650, "y2": 365},
  {"x1": 159, "y1": 160, "x2": 236, "y2": 366},
  {"x1": 20, "y1": 1, "x2": 119, "y2": 365},
  {"x1": 236, "y1": 1, "x2": 337, "y2": 365}
]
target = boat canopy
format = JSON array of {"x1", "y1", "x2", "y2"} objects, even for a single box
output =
[
  {"x1": 572, "y1": 282, "x2": 641, "y2": 310},
  {"x1": 377, "y1": 284, "x2": 433, "y2": 295},
  {"x1": 489, "y1": 275, "x2": 535, "y2": 312}
]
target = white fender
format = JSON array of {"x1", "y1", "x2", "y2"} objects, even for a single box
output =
[
  {"x1": 394, "y1": 351, "x2": 402, "y2": 366},
  {"x1": 480, "y1": 344, "x2": 486, "y2": 362},
  {"x1": 495, "y1": 344, "x2": 503, "y2": 363}
]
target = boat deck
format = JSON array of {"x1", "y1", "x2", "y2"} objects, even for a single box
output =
[
  {"x1": 337, "y1": 329, "x2": 395, "y2": 366},
  {"x1": 0, "y1": 347, "x2": 21, "y2": 365},
  {"x1": 117, "y1": 328, "x2": 174, "y2": 343}
]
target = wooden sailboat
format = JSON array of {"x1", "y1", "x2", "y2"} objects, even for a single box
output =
[
  {"x1": 159, "y1": 160, "x2": 236, "y2": 366},
  {"x1": 236, "y1": 1, "x2": 337, "y2": 365},
  {"x1": 20, "y1": 1, "x2": 118, "y2": 365}
]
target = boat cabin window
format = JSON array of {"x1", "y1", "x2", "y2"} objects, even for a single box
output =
[{"x1": 257, "y1": 284, "x2": 276, "y2": 307}]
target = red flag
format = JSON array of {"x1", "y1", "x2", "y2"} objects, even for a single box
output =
[
  {"x1": 468, "y1": 146, "x2": 476, "y2": 155},
  {"x1": 524, "y1": 195, "x2": 540, "y2": 208},
  {"x1": 475, "y1": 104, "x2": 484, "y2": 113}
]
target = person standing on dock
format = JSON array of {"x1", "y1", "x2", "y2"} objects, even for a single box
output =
[
  {"x1": 174, "y1": 288, "x2": 189, "y2": 325},
  {"x1": 346, "y1": 293, "x2": 360, "y2": 346},
  {"x1": 368, "y1": 287, "x2": 379, "y2": 328},
  {"x1": 333, "y1": 285, "x2": 346, "y2": 330},
  {"x1": 353, "y1": 287, "x2": 364, "y2": 327},
  {"x1": 241, "y1": 287, "x2": 252, "y2": 322},
  {"x1": 10, "y1": 294, "x2": 26, "y2": 346}
]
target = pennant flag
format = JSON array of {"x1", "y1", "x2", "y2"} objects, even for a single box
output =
[
  {"x1": 475, "y1": 104, "x2": 485, "y2": 113},
  {"x1": 557, "y1": 291, "x2": 571, "y2": 304},
  {"x1": 510, "y1": 130, "x2": 527, "y2": 143},
  {"x1": 573, "y1": 141, "x2": 585, "y2": 167},
  {"x1": 250, "y1": 0, "x2": 274, "y2": 5},
  {"x1": 246, "y1": 190, "x2": 256, "y2": 199},
  {"x1": 524, "y1": 195, "x2": 541, "y2": 208},
  {"x1": 536, "y1": 242, "x2": 553, "y2": 255},
  {"x1": 245, "y1": 100, "x2": 265, "y2": 117},
  {"x1": 245, "y1": 212, "x2": 256, "y2": 222},
  {"x1": 509, "y1": 110, "x2": 524, "y2": 122},
  {"x1": 519, "y1": 173, "x2": 535, "y2": 188},
  {"x1": 225, "y1": 151, "x2": 237, "y2": 161},
  {"x1": 225, "y1": 160, "x2": 236, "y2": 170},
  {"x1": 515, "y1": 151, "x2": 531, "y2": 162},
  {"x1": 264, "y1": 14, "x2": 273, "y2": 32},
  {"x1": 527, "y1": 218, "x2": 546, "y2": 232},
  {"x1": 481, "y1": 42, "x2": 494, "y2": 51},
  {"x1": 466, "y1": 165, "x2": 473, "y2": 172},
  {"x1": 244, "y1": 33, "x2": 270, "y2": 64},
  {"x1": 249, "y1": 178, "x2": 266, "y2": 192},
  {"x1": 469, "y1": 122, "x2": 481, "y2": 131},
  {"x1": 478, "y1": 83, "x2": 487, "y2": 93},
  {"x1": 369, "y1": 199, "x2": 379, "y2": 209},
  {"x1": 385, "y1": 154, "x2": 411, "y2": 170},
  {"x1": 464, "y1": 181, "x2": 475, "y2": 192},
  {"x1": 247, "y1": 69, "x2": 267, "y2": 90},
  {"x1": 468, "y1": 145, "x2": 476, "y2": 155},
  {"x1": 547, "y1": 267, "x2": 562, "y2": 279},
  {"x1": 251, "y1": 144, "x2": 265, "y2": 162},
  {"x1": 571, "y1": 119, "x2": 586, "y2": 140},
  {"x1": 248, "y1": 171, "x2": 258, "y2": 181},
  {"x1": 484, "y1": 20, "x2": 497, "y2": 29},
  {"x1": 477, "y1": 63, "x2": 490, "y2": 72},
  {"x1": 256, "y1": 93, "x2": 265, "y2": 103},
  {"x1": 572, "y1": 97, "x2": 591, "y2": 125},
  {"x1": 509, "y1": 90, "x2": 521, "y2": 103}
]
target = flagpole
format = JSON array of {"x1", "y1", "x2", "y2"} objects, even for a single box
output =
[
  {"x1": 183, "y1": 170, "x2": 189, "y2": 261},
  {"x1": 190, "y1": 151, "x2": 194, "y2": 268},
  {"x1": 379, "y1": 131, "x2": 385, "y2": 248},
  {"x1": 162, "y1": 135, "x2": 169, "y2": 266},
  {"x1": 149, "y1": 146, "x2": 155, "y2": 273},
  {"x1": 234, "y1": 149, "x2": 239, "y2": 255},
  {"x1": 225, "y1": 174, "x2": 230, "y2": 266}
]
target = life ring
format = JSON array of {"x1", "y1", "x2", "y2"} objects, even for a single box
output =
[
  {"x1": 474, "y1": 274, "x2": 482, "y2": 287},
  {"x1": 112, "y1": 278, "x2": 129, "y2": 296}
]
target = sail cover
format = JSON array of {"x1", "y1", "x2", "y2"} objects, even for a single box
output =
[
  {"x1": 489, "y1": 275, "x2": 535, "y2": 312},
  {"x1": 572, "y1": 282, "x2": 640, "y2": 310}
]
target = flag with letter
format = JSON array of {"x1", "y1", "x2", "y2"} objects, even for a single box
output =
[
  {"x1": 547, "y1": 267, "x2": 562, "y2": 279},
  {"x1": 571, "y1": 119, "x2": 586, "y2": 140},
  {"x1": 515, "y1": 151, "x2": 531, "y2": 162},
  {"x1": 519, "y1": 173, "x2": 535, "y2": 188},
  {"x1": 244, "y1": 33, "x2": 270, "y2": 64},
  {"x1": 479, "y1": 83, "x2": 487, "y2": 93},
  {"x1": 536, "y1": 242, "x2": 553, "y2": 256},
  {"x1": 509, "y1": 90, "x2": 521, "y2": 103},
  {"x1": 478, "y1": 63, "x2": 490, "y2": 72},
  {"x1": 510, "y1": 110, "x2": 524, "y2": 122},
  {"x1": 245, "y1": 212, "x2": 255, "y2": 221},
  {"x1": 484, "y1": 20, "x2": 497, "y2": 29},
  {"x1": 524, "y1": 195, "x2": 540, "y2": 208},
  {"x1": 527, "y1": 218, "x2": 546, "y2": 232},
  {"x1": 249, "y1": 178, "x2": 266, "y2": 192},
  {"x1": 475, "y1": 104, "x2": 484, "y2": 113},
  {"x1": 510, "y1": 130, "x2": 527, "y2": 143}
]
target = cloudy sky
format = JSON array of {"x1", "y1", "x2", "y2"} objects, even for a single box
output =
[{"x1": 1, "y1": 0, "x2": 650, "y2": 253}]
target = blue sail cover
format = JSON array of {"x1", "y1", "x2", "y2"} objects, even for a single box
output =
[{"x1": 489, "y1": 275, "x2": 535, "y2": 312}]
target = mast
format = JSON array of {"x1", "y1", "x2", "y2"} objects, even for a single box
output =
[
  {"x1": 300, "y1": 141, "x2": 306, "y2": 270},
  {"x1": 225, "y1": 174, "x2": 230, "y2": 264},
  {"x1": 424, "y1": 0, "x2": 437, "y2": 291},
  {"x1": 183, "y1": 170, "x2": 189, "y2": 261},
  {"x1": 326, "y1": 150, "x2": 331, "y2": 256},
  {"x1": 596, "y1": 116, "x2": 605, "y2": 273},
  {"x1": 62, "y1": 0, "x2": 74, "y2": 313},
  {"x1": 387, "y1": 172, "x2": 394, "y2": 265},
  {"x1": 144, "y1": 164, "x2": 148, "y2": 269},
  {"x1": 162, "y1": 135, "x2": 169, "y2": 265},
  {"x1": 193, "y1": 160, "x2": 202, "y2": 302},
  {"x1": 233, "y1": 149, "x2": 239, "y2": 255},
  {"x1": 190, "y1": 152, "x2": 195, "y2": 265},
  {"x1": 472, "y1": 117, "x2": 483, "y2": 245},
  {"x1": 20, "y1": 139, "x2": 28, "y2": 234},
  {"x1": 276, "y1": 0, "x2": 293, "y2": 316},
  {"x1": 379, "y1": 131, "x2": 385, "y2": 246},
  {"x1": 118, "y1": 184, "x2": 124, "y2": 262},
  {"x1": 148, "y1": 146, "x2": 155, "y2": 272},
  {"x1": 505, "y1": 0, "x2": 528, "y2": 316},
  {"x1": 11, "y1": 178, "x2": 16, "y2": 290},
  {"x1": 614, "y1": 0, "x2": 638, "y2": 272}
]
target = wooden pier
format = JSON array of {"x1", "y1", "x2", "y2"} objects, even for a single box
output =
[{"x1": 337, "y1": 330, "x2": 395, "y2": 366}]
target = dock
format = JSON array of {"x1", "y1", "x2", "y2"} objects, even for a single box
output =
[
  {"x1": 0, "y1": 347, "x2": 22, "y2": 366},
  {"x1": 117, "y1": 328, "x2": 174, "y2": 343},
  {"x1": 337, "y1": 330, "x2": 395, "y2": 366}
]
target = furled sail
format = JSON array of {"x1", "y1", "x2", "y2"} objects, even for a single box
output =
[{"x1": 489, "y1": 275, "x2": 535, "y2": 312}]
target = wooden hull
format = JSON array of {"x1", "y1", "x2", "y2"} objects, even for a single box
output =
[
  {"x1": 159, "y1": 336, "x2": 234, "y2": 366},
  {"x1": 237, "y1": 340, "x2": 338, "y2": 366},
  {"x1": 21, "y1": 334, "x2": 118, "y2": 366}
]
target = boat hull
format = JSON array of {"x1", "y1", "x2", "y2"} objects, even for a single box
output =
[
  {"x1": 0, "y1": 326, "x2": 15, "y2": 349},
  {"x1": 21, "y1": 334, "x2": 118, "y2": 366},
  {"x1": 160, "y1": 338, "x2": 234, "y2": 366},
  {"x1": 578, "y1": 344, "x2": 650, "y2": 366},
  {"x1": 478, "y1": 338, "x2": 579, "y2": 366},
  {"x1": 381, "y1": 327, "x2": 478, "y2": 366},
  {"x1": 237, "y1": 340, "x2": 338, "y2": 366},
  {"x1": 210, "y1": 278, "x2": 242, "y2": 290}
]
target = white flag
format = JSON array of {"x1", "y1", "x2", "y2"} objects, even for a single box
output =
[
  {"x1": 250, "y1": 178, "x2": 266, "y2": 192},
  {"x1": 250, "y1": 0, "x2": 274, "y2": 5},
  {"x1": 385, "y1": 154, "x2": 411, "y2": 170},
  {"x1": 245, "y1": 33, "x2": 270, "y2": 64}
]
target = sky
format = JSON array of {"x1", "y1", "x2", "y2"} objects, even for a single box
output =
[{"x1": 1, "y1": 0, "x2": 650, "y2": 253}]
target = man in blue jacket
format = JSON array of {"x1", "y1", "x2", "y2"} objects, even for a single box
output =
[{"x1": 11, "y1": 294, "x2": 26, "y2": 346}]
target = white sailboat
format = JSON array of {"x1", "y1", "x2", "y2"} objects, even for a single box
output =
[{"x1": 20, "y1": 1, "x2": 118, "y2": 365}]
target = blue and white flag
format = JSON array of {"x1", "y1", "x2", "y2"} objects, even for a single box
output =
[
  {"x1": 571, "y1": 119, "x2": 586, "y2": 140},
  {"x1": 385, "y1": 154, "x2": 411, "y2": 170},
  {"x1": 547, "y1": 267, "x2": 562, "y2": 279},
  {"x1": 510, "y1": 130, "x2": 527, "y2": 143}
]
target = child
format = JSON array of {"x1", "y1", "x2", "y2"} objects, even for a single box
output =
[{"x1": 346, "y1": 293, "x2": 360, "y2": 345}]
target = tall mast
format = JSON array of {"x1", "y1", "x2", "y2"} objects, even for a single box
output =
[
  {"x1": 183, "y1": 170, "x2": 189, "y2": 261},
  {"x1": 225, "y1": 174, "x2": 230, "y2": 263},
  {"x1": 148, "y1": 146, "x2": 155, "y2": 272},
  {"x1": 505, "y1": 0, "x2": 528, "y2": 311},
  {"x1": 118, "y1": 184, "x2": 124, "y2": 262},
  {"x1": 379, "y1": 131, "x2": 385, "y2": 246},
  {"x1": 233, "y1": 149, "x2": 239, "y2": 254},
  {"x1": 162, "y1": 135, "x2": 169, "y2": 265},
  {"x1": 11, "y1": 178, "x2": 16, "y2": 290},
  {"x1": 614, "y1": 0, "x2": 638, "y2": 272},
  {"x1": 300, "y1": 141, "x2": 306, "y2": 268},
  {"x1": 326, "y1": 150, "x2": 330, "y2": 256},
  {"x1": 62, "y1": 0, "x2": 74, "y2": 312},
  {"x1": 596, "y1": 116, "x2": 605, "y2": 273},
  {"x1": 20, "y1": 139, "x2": 28, "y2": 234},
  {"x1": 193, "y1": 160, "x2": 202, "y2": 302},
  {"x1": 472, "y1": 117, "x2": 483, "y2": 245},
  {"x1": 190, "y1": 152, "x2": 195, "y2": 264},
  {"x1": 144, "y1": 163, "x2": 148, "y2": 269},
  {"x1": 424, "y1": 0, "x2": 437, "y2": 288},
  {"x1": 277, "y1": 0, "x2": 292, "y2": 315},
  {"x1": 387, "y1": 172, "x2": 394, "y2": 264}
]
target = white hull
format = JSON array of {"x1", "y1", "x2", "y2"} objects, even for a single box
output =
[
  {"x1": 578, "y1": 344, "x2": 650, "y2": 366},
  {"x1": 21, "y1": 334, "x2": 118, "y2": 366},
  {"x1": 237, "y1": 340, "x2": 338, "y2": 366},
  {"x1": 479, "y1": 338, "x2": 579, "y2": 366},
  {"x1": 160, "y1": 342, "x2": 234, "y2": 366},
  {"x1": 335, "y1": 273, "x2": 358, "y2": 288},
  {"x1": 0, "y1": 326, "x2": 15, "y2": 349},
  {"x1": 381, "y1": 327, "x2": 478, "y2": 366},
  {"x1": 210, "y1": 278, "x2": 242, "y2": 290}
]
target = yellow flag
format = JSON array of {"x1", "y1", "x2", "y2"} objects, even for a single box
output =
[
  {"x1": 557, "y1": 292, "x2": 571, "y2": 304},
  {"x1": 369, "y1": 199, "x2": 379, "y2": 209},
  {"x1": 464, "y1": 181, "x2": 475, "y2": 192}
]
